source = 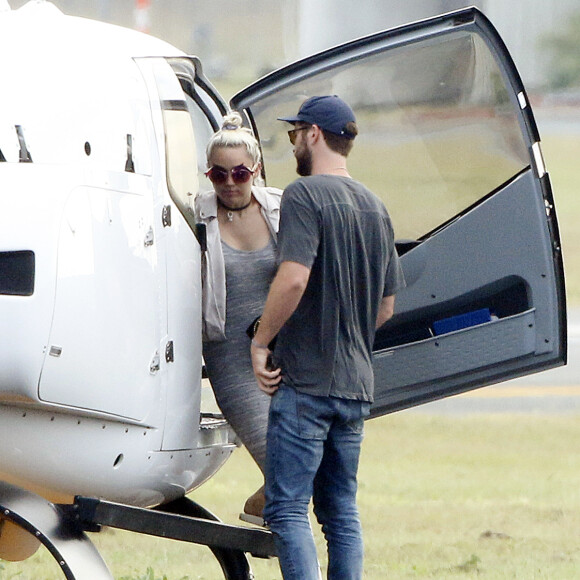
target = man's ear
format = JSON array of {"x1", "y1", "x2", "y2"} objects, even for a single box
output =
[{"x1": 310, "y1": 124, "x2": 323, "y2": 144}]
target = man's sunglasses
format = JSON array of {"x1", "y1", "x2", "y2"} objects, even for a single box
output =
[
  {"x1": 288, "y1": 125, "x2": 311, "y2": 145},
  {"x1": 205, "y1": 164, "x2": 257, "y2": 185}
]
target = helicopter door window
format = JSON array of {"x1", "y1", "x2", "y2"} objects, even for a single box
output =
[
  {"x1": 238, "y1": 30, "x2": 529, "y2": 245},
  {"x1": 161, "y1": 98, "x2": 198, "y2": 222},
  {"x1": 165, "y1": 57, "x2": 229, "y2": 197},
  {"x1": 146, "y1": 59, "x2": 200, "y2": 231},
  {"x1": 146, "y1": 57, "x2": 226, "y2": 233},
  {"x1": 182, "y1": 92, "x2": 215, "y2": 193}
]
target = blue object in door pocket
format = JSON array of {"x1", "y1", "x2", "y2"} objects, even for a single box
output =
[{"x1": 433, "y1": 308, "x2": 492, "y2": 336}]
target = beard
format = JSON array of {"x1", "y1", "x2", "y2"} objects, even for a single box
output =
[{"x1": 295, "y1": 143, "x2": 312, "y2": 176}]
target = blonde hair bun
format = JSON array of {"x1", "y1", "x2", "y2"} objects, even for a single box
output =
[{"x1": 221, "y1": 112, "x2": 244, "y2": 131}]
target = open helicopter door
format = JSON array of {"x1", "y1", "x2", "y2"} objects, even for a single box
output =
[
  {"x1": 133, "y1": 55, "x2": 227, "y2": 449},
  {"x1": 231, "y1": 7, "x2": 566, "y2": 416}
]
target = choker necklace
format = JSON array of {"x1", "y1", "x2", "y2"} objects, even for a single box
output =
[{"x1": 218, "y1": 198, "x2": 252, "y2": 222}]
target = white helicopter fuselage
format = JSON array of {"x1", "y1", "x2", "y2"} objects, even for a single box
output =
[{"x1": 0, "y1": 2, "x2": 236, "y2": 507}]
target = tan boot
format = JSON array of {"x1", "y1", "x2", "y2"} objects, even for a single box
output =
[{"x1": 240, "y1": 485, "x2": 265, "y2": 526}]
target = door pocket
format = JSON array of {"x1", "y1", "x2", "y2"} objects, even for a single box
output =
[{"x1": 374, "y1": 308, "x2": 536, "y2": 390}]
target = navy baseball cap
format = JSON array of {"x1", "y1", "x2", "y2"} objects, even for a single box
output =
[{"x1": 278, "y1": 95, "x2": 357, "y2": 139}]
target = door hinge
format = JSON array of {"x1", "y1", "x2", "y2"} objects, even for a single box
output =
[
  {"x1": 165, "y1": 341, "x2": 174, "y2": 363},
  {"x1": 162, "y1": 205, "x2": 171, "y2": 227}
]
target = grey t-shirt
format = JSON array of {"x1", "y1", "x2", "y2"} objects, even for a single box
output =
[{"x1": 274, "y1": 174, "x2": 405, "y2": 402}]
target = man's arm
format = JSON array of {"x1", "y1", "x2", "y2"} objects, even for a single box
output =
[
  {"x1": 376, "y1": 295, "x2": 396, "y2": 329},
  {"x1": 251, "y1": 260, "x2": 311, "y2": 394}
]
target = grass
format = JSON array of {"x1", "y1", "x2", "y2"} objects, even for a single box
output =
[
  {"x1": 541, "y1": 134, "x2": 580, "y2": 304},
  {"x1": 3, "y1": 413, "x2": 580, "y2": 579},
  {"x1": 358, "y1": 413, "x2": 580, "y2": 578}
]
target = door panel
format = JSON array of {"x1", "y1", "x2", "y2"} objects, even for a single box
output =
[
  {"x1": 232, "y1": 8, "x2": 566, "y2": 416},
  {"x1": 39, "y1": 184, "x2": 161, "y2": 420}
]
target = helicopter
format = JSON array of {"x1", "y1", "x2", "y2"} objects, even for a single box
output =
[{"x1": 0, "y1": 1, "x2": 566, "y2": 578}]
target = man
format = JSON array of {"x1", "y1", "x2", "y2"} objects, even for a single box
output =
[{"x1": 250, "y1": 95, "x2": 405, "y2": 580}]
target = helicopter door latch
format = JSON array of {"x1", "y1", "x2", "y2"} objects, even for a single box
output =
[
  {"x1": 144, "y1": 226, "x2": 154, "y2": 247},
  {"x1": 16, "y1": 125, "x2": 33, "y2": 163},
  {"x1": 162, "y1": 205, "x2": 171, "y2": 227},
  {"x1": 165, "y1": 341, "x2": 174, "y2": 363},
  {"x1": 150, "y1": 343, "x2": 174, "y2": 373},
  {"x1": 150, "y1": 351, "x2": 160, "y2": 374},
  {"x1": 125, "y1": 134, "x2": 135, "y2": 173}
]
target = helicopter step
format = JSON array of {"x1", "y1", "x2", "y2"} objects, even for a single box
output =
[
  {"x1": 0, "y1": 481, "x2": 276, "y2": 579},
  {"x1": 73, "y1": 494, "x2": 276, "y2": 558}
]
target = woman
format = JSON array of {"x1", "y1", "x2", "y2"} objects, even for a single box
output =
[{"x1": 195, "y1": 112, "x2": 281, "y2": 524}]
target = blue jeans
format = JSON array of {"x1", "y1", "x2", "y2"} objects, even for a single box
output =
[{"x1": 264, "y1": 384, "x2": 370, "y2": 580}]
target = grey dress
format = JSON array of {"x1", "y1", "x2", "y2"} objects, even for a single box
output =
[{"x1": 202, "y1": 237, "x2": 277, "y2": 472}]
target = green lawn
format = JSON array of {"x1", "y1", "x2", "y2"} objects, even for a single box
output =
[{"x1": 542, "y1": 134, "x2": 580, "y2": 304}]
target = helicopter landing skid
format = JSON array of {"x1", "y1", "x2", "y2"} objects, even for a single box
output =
[
  {"x1": 73, "y1": 494, "x2": 277, "y2": 579},
  {"x1": 0, "y1": 481, "x2": 276, "y2": 579}
]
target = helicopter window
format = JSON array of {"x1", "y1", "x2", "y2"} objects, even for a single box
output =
[
  {"x1": 145, "y1": 58, "x2": 199, "y2": 231},
  {"x1": 182, "y1": 92, "x2": 215, "y2": 191},
  {"x1": 0, "y1": 251, "x2": 35, "y2": 296},
  {"x1": 167, "y1": 57, "x2": 228, "y2": 196},
  {"x1": 149, "y1": 57, "x2": 227, "y2": 234},
  {"x1": 241, "y1": 31, "x2": 528, "y2": 243},
  {"x1": 161, "y1": 98, "x2": 199, "y2": 228},
  {"x1": 170, "y1": 67, "x2": 224, "y2": 194}
]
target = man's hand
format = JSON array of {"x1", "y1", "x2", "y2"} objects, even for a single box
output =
[
  {"x1": 250, "y1": 261, "x2": 311, "y2": 395},
  {"x1": 251, "y1": 342, "x2": 281, "y2": 395}
]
